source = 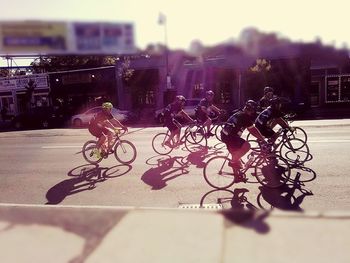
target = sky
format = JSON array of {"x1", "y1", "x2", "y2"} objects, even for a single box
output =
[{"x1": 0, "y1": 0, "x2": 349, "y2": 66}]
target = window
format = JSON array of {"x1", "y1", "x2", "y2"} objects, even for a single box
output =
[
  {"x1": 326, "y1": 75, "x2": 350, "y2": 103},
  {"x1": 340, "y1": 76, "x2": 350, "y2": 102},
  {"x1": 326, "y1": 76, "x2": 339, "y2": 102}
]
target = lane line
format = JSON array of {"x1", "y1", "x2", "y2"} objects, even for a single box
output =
[
  {"x1": 42, "y1": 145, "x2": 82, "y2": 149},
  {"x1": 308, "y1": 139, "x2": 350, "y2": 143}
]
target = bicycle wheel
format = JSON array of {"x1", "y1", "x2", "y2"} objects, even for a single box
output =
[
  {"x1": 184, "y1": 131, "x2": 207, "y2": 152},
  {"x1": 254, "y1": 154, "x2": 290, "y2": 188},
  {"x1": 114, "y1": 140, "x2": 137, "y2": 164},
  {"x1": 82, "y1": 140, "x2": 103, "y2": 164},
  {"x1": 287, "y1": 127, "x2": 307, "y2": 146},
  {"x1": 279, "y1": 138, "x2": 311, "y2": 164},
  {"x1": 214, "y1": 123, "x2": 225, "y2": 141},
  {"x1": 152, "y1": 132, "x2": 173, "y2": 155},
  {"x1": 203, "y1": 156, "x2": 236, "y2": 189},
  {"x1": 186, "y1": 123, "x2": 206, "y2": 144}
]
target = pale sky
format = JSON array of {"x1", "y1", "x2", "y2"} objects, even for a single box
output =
[{"x1": 0, "y1": 0, "x2": 349, "y2": 66}]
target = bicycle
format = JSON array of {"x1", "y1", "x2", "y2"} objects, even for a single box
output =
[
  {"x1": 203, "y1": 144, "x2": 291, "y2": 189},
  {"x1": 247, "y1": 112, "x2": 308, "y2": 147},
  {"x1": 247, "y1": 127, "x2": 311, "y2": 165},
  {"x1": 195, "y1": 110, "x2": 227, "y2": 141},
  {"x1": 152, "y1": 120, "x2": 207, "y2": 155},
  {"x1": 82, "y1": 128, "x2": 137, "y2": 165}
]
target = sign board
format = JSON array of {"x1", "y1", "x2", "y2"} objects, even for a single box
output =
[
  {"x1": 0, "y1": 21, "x2": 68, "y2": 55},
  {"x1": 0, "y1": 74, "x2": 48, "y2": 91},
  {"x1": 0, "y1": 20, "x2": 136, "y2": 55}
]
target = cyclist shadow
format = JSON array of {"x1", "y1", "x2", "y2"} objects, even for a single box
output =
[
  {"x1": 45, "y1": 163, "x2": 132, "y2": 204},
  {"x1": 257, "y1": 171, "x2": 314, "y2": 211},
  {"x1": 186, "y1": 147, "x2": 224, "y2": 169},
  {"x1": 200, "y1": 188, "x2": 270, "y2": 234},
  {"x1": 141, "y1": 155, "x2": 190, "y2": 190}
]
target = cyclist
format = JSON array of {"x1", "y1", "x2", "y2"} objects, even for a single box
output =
[
  {"x1": 88, "y1": 102, "x2": 128, "y2": 157},
  {"x1": 255, "y1": 97, "x2": 292, "y2": 144},
  {"x1": 195, "y1": 90, "x2": 223, "y2": 137},
  {"x1": 163, "y1": 95, "x2": 194, "y2": 147},
  {"x1": 259, "y1": 86, "x2": 275, "y2": 110},
  {"x1": 221, "y1": 100, "x2": 266, "y2": 169}
]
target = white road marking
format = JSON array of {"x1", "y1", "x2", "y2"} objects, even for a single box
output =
[
  {"x1": 42, "y1": 145, "x2": 82, "y2": 149},
  {"x1": 308, "y1": 139, "x2": 350, "y2": 143}
]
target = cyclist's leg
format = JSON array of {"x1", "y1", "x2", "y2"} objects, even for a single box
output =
[
  {"x1": 164, "y1": 119, "x2": 178, "y2": 146},
  {"x1": 204, "y1": 117, "x2": 212, "y2": 135},
  {"x1": 173, "y1": 119, "x2": 182, "y2": 144},
  {"x1": 90, "y1": 127, "x2": 104, "y2": 150},
  {"x1": 256, "y1": 122, "x2": 275, "y2": 142},
  {"x1": 228, "y1": 137, "x2": 250, "y2": 168},
  {"x1": 104, "y1": 128, "x2": 115, "y2": 152}
]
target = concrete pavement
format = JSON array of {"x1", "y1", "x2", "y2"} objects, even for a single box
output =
[{"x1": 0, "y1": 204, "x2": 350, "y2": 263}]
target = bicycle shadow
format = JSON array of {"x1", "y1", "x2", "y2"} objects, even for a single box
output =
[
  {"x1": 257, "y1": 171, "x2": 314, "y2": 211},
  {"x1": 45, "y1": 163, "x2": 132, "y2": 204},
  {"x1": 186, "y1": 147, "x2": 224, "y2": 169},
  {"x1": 199, "y1": 188, "x2": 270, "y2": 234},
  {"x1": 141, "y1": 155, "x2": 190, "y2": 190}
]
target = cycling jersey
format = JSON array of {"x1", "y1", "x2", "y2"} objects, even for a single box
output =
[
  {"x1": 88, "y1": 111, "x2": 114, "y2": 137},
  {"x1": 259, "y1": 97, "x2": 271, "y2": 110},
  {"x1": 163, "y1": 102, "x2": 182, "y2": 119},
  {"x1": 195, "y1": 98, "x2": 213, "y2": 122},
  {"x1": 255, "y1": 106, "x2": 283, "y2": 138},
  {"x1": 255, "y1": 106, "x2": 283, "y2": 127},
  {"x1": 222, "y1": 110, "x2": 254, "y2": 137},
  {"x1": 163, "y1": 102, "x2": 183, "y2": 131}
]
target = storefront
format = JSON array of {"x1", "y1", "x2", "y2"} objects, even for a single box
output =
[{"x1": 0, "y1": 74, "x2": 50, "y2": 117}]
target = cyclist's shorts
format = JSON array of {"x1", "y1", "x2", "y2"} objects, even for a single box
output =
[
  {"x1": 221, "y1": 132, "x2": 245, "y2": 152},
  {"x1": 88, "y1": 125, "x2": 110, "y2": 138},
  {"x1": 255, "y1": 122, "x2": 275, "y2": 138},
  {"x1": 164, "y1": 118, "x2": 180, "y2": 132}
]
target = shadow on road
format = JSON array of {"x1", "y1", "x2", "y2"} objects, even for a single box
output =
[
  {"x1": 199, "y1": 188, "x2": 270, "y2": 234},
  {"x1": 141, "y1": 155, "x2": 190, "y2": 190},
  {"x1": 45, "y1": 163, "x2": 132, "y2": 204}
]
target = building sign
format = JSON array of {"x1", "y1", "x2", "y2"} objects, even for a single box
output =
[
  {"x1": 74, "y1": 23, "x2": 101, "y2": 51},
  {"x1": 73, "y1": 22, "x2": 135, "y2": 54},
  {"x1": 0, "y1": 21, "x2": 68, "y2": 55},
  {"x1": 326, "y1": 75, "x2": 350, "y2": 103},
  {"x1": 0, "y1": 20, "x2": 136, "y2": 55},
  {"x1": 0, "y1": 78, "x2": 16, "y2": 91},
  {"x1": 0, "y1": 74, "x2": 48, "y2": 91}
]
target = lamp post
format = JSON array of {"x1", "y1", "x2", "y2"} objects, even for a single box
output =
[{"x1": 158, "y1": 12, "x2": 171, "y2": 89}]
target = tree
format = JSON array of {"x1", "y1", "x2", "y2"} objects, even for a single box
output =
[{"x1": 30, "y1": 55, "x2": 119, "y2": 73}]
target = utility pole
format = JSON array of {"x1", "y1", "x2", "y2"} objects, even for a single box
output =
[{"x1": 159, "y1": 12, "x2": 171, "y2": 89}]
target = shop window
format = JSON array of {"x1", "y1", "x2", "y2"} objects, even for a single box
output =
[
  {"x1": 340, "y1": 76, "x2": 350, "y2": 102},
  {"x1": 193, "y1": 83, "x2": 203, "y2": 98},
  {"x1": 217, "y1": 81, "x2": 232, "y2": 104},
  {"x1": 326, "y1": 76, "x2": 339, "y2": 102}
]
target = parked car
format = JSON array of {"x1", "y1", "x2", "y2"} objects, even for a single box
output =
[
  {"x1": 11, "y1": 107, "x2": 65, "y2": 130},
  {"x1": 155, "y1": 98, "x2": 201, "y2": 124},
  {"x1": 71, "y1": 106, "x2": 130, "y2": 127}
]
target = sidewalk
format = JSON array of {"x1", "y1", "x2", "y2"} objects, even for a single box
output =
[{"x1": 0, "y1": 204, "x2": 349, "y2": 263}]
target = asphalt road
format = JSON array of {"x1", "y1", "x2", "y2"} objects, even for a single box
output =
[{"x1": 0, "y1": 123, "x2": 349, "y2": 211}]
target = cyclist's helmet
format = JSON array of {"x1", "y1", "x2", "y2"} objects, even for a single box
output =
[
  {"x1": 245, "y1": 100, "x2": 258, "y2": 112},
  {"x1": 264, "y1": 86, "x2": 274, "y2": 94},
  {"x1": 245, "y1": 100, "x2": 258, "y2": 111},
  {"x1": 175, "y1": 95, "x2": 186, "y2": 103},
  {"x1": 102, "y1": 102, "x2": 113, "y2": 109},
  {"x1": 206, "y1": 90, "x2": 214, "y2": 96}
]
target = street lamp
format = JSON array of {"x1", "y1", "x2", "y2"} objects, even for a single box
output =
[{"x1": 158, "y1": 12, "x2": 171, "y2": 89}]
